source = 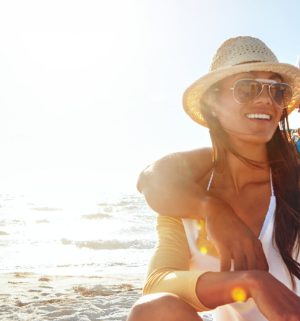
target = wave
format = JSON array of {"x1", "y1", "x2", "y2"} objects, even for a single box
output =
[
  {"x1": 97, "y1": 194, "x2": 146, "y2": 210},
  {"x1": 32, "y1": 207, "x2": 61, "y2": 212},
  {"x1": 61, "y1": 238, "x2": 154, "y2": 250},
  {"x1": 35, "y1": 219, "x2": 50, "y2": 224},
  {"x1": 81, "y1": 213, "x2": 111, "y2": 220}
]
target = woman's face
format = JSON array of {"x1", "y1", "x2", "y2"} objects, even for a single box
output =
[{"x1": 212, "y1": 71, "x2": 285, "y2": 145}]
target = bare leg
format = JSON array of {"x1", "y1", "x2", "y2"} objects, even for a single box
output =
[{"x1": 127, "y1": 293, "x2": 203, "y2": 321}]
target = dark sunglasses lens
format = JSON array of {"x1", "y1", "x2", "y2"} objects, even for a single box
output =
[
  {"x1": 270, "y1": 83, "x2": 292, "y2": 107},
  {"x1": 234, "y1": 80, "x2": 261, "y2": 103}
]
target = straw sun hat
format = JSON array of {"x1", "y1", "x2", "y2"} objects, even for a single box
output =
[{"x1": 183, "y1": 36, "x2": 300, "y2": 127}]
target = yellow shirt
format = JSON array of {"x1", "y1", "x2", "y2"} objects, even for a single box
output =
[{"x1": 143, "y1": 215, "x2": 211, "y2": 311}]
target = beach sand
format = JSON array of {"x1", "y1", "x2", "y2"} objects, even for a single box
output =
[{"x1": 0, "y1": 272, "x2": 142, "y2": 321}]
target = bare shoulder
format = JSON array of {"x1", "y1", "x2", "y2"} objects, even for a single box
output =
[
  {"x1": 137, "y1": 148, "x2": 213, "y2": 193},
  {"x1": 143, "y1": 147, "x2": 213, "y2": 180}
]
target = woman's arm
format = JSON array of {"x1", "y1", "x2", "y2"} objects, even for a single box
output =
[
  {"x1": 137, "y1": 148, "x2": 212, "y2": 217},
  {"x1": 143, "y1": 215, "x2": 253, "y2": 311},
  {"x1": 145, "y1": 215, "x2": 300, "y2": 320},
  {"x1": 138, "y1": 149, "x2": 268, "y2": 272},
  {"x1": 143, "y1": 215, "x2": 209, "y2": 311},
  {"x1": 197, "y1": 270, "x2": 300, "y2": 321}
]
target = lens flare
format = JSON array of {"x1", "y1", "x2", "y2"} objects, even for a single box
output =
[
  {"x1": 199, "y1": 246, "x2": 208, "y2": 254},
  {"x1": 231, "y1": 287, "x2": 247, "y2": 302},
  {"x1": 196, "y1": 219, "x2": 205, "y2": 230}
]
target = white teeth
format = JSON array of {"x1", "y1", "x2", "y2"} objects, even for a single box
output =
[{"x1": 246, "y1": 113, "x2": 271, "y2": 120}]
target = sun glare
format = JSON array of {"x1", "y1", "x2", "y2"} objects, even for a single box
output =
[{"x1": 231, "y1": 287, "x2": 247, "y2": 302}]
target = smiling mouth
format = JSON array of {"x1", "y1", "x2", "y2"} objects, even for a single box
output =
[{"x1": 245, "y1": 113, "x2": 272, "y2": 120}]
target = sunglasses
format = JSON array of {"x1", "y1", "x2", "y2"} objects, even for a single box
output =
[{"x1": 222, "y1": 78, "x2": 293, "y2": 108}]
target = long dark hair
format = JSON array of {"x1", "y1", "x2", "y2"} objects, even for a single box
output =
[{"x1": 201, "y1": 100, "x2": 300, "y2": 287}]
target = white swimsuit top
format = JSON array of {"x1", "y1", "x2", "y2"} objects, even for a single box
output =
[{"x1": 182, "y1": 171, "x2": 299, "y2": 321}]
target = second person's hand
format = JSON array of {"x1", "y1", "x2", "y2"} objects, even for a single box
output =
[{"x1": 203, "y1": 196, "x2": 269, "y2": 272}]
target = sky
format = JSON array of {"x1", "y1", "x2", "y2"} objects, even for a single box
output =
[{"x1": 0, "y1": 0, "x2": 299, "y2": 196}]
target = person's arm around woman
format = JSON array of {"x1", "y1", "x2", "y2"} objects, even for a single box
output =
[{"x1": 138, "y1": 148, "x2": 268, "y2": 272}]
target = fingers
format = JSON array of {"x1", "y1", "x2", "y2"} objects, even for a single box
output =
[
  {"x1": 217, "y1": 245, "x2": 232, "y2": 271},
  {"x1": 218, "y1": 243, "x2": 254, "y2": 271},
  {"x1": 232, "y1": 247, "x2": 247, "y2": 271},
  {"x1": 234, "y1": 239, "x2": 268, "y2": 271},
  {"x1": 244, "y1": 246, "x2": 257, "y2": 270},
  {"x1": 218, "y1": 239, "x2": 268, "y2": 272},
  {"x1": 254, "y1": 240, "x2": 269, "y2": 271},
  {"x1": 242, "y1": 239, "x2": 259, "y2": 270}
]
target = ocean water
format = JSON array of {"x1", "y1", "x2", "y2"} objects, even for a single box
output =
[{"x1": 0, "y1": 191, "x2": 156, "y2": 320}]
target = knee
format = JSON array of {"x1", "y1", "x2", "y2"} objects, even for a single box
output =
[{"x1": 127, "y1": 293, "x2": 200, "y2": 321}]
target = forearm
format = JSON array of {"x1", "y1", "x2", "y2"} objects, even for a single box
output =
[
  {"x1": 145, "y1": 269, "x2": 254, "y2": 312},
  {"x1": 141, "y1": 167, "x2": 231, "y2": 219},
  {"x1": 146, "y1": 188, "x2": 234, "y2": 223},
  {"x1": 142, "y1": 181, "x2": 206, "y2": 218},
  {"x1": 196, "y1": 269, "x2": 300, "y2": 320},
  {"x1": 196, "y1": 271, "x2": 252, "y2": 309}
]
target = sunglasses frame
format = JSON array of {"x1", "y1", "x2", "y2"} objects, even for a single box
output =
[{"x1": 229, "y1": 78, "x2": 292, "y2": 109}]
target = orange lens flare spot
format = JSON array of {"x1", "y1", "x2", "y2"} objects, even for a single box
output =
[
  {"x1": 231, "y1": 287, "x2": 247, "y2": 302},
  {"x1": 199, "y1": 246, "x2": 208, "y2": 254},
  {"x1": 196, "y1": 219, "x2": 205, "y2": 230}
]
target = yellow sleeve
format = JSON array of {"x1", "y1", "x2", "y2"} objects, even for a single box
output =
[{"x1": 143, "y1": 215, "x2": 210, "y2": 311}]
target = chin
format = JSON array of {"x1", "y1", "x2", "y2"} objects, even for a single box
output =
[
  {"x1": 241, "y1": 134, "x2": 274, "y2": 145},
  {"x1": 227, "y1": 131, "x2": 274, "y2": 146}
]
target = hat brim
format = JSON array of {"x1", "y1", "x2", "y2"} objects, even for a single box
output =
[{"x1": 183, "y1": 62, "x2": 300, "y2": 127}]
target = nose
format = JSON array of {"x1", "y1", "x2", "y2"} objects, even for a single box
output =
[{"x1": 254, "y1": 84, "x2": 273, "y2": 105}]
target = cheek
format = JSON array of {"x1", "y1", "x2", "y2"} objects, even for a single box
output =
[
  {"x1": 215, "y1": 104, "x2": 241, "y2": 126},
  {"x1": 214, "y1": 93, "x2": 240, "y2": 120}
]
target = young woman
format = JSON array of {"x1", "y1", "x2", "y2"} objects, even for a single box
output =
[{"x1": 127, "y1": 36, "x2": 300, "y2": 321}]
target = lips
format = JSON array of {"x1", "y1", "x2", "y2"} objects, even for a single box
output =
[{"x1": 245, "y1": 113, "x2": 272, "y2": 120}]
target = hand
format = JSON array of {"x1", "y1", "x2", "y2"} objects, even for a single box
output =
[
  {"x1": 204, "y1": 197, "x2": 268, "y2": 272},
  {"x1": 249, "y1": 271, "x2": 300, "y2": 321}
]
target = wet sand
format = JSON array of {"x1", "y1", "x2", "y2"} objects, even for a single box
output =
[{"x1": 0, "y1": 272, "x2": 142, "y2": 321}]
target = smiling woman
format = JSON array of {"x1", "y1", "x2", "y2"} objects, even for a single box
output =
[
  {"x1": 206, "y1": 71, "x2": 289, "y2": 146},
  {"x1": 128, "y1": 36, "x2": 300, "y2": 321}
]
